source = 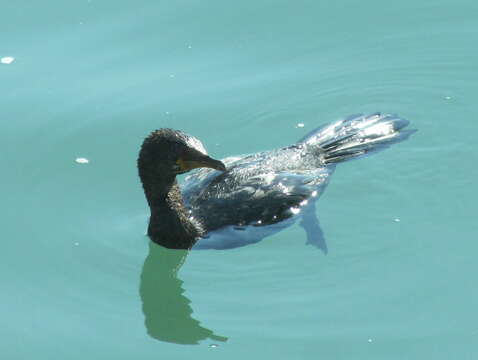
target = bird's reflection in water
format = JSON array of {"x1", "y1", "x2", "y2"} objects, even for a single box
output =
[{"x1": 140, "y1": 241, "x2": 228, "y2": 344}]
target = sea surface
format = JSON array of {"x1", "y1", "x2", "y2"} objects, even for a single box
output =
[{"x1": 2, "y1": 1, "x2": 477, "y2": 359}]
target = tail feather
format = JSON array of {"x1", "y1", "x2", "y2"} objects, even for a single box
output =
[{"x1": 298, "y1": 113, "x2": 414, "y2": 164}]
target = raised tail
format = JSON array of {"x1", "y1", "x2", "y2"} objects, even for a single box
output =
[{"x1": 298, "y1": 113, "x2": 414, "y2": 164}]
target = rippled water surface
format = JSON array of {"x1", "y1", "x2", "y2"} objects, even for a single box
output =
[{"x1": 2, "y1": 1, "x2": 477, "y2": 359}]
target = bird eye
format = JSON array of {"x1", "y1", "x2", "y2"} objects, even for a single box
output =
[
  {"x1": 173, "y1": 161, "x2": 189, "y2": 174},
  {"x1": 172, "y1": 163, "x2": 182, "y2": 173}
]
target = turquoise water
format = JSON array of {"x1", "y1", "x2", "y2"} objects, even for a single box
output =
[{"x1": 2, "y1": 0, "x2": 477, "y2": 358}]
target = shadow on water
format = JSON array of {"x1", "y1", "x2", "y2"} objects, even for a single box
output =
[{"x1": 140, "y1": 241, "x2": 228, "y2": 345}]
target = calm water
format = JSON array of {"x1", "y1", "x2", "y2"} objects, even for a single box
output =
[{"x1": 2, "y1": 1, "x2": 477, "y2": 359}]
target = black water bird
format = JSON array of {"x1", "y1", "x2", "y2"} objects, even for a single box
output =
[{"x1": 138, "y1": 113, "x2": 413, "y2": 250}]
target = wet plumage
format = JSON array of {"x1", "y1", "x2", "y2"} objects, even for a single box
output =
[{"x1": 138, "y1": 113, "x2": 414, "y2": 250}]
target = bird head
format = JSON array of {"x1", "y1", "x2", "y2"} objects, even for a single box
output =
[{"x1": 139, "y1": 129, "x2": 226, "y2": 176}]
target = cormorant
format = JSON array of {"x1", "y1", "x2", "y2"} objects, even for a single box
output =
[{"x1": 138, "y1": 113, "x2": 413, "y2": 250}]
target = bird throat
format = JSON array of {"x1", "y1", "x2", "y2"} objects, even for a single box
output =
[{"x1": 145, "y1": 179, "x2": 204, "y2": 249}]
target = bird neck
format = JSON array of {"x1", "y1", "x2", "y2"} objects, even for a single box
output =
[{"x1": 141, "y1": 173, "x2": 203, "y2": 249}]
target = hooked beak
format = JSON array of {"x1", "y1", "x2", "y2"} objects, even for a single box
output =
[{"x1": 177, "y1": 149, "x2": 226, "y2": 173}]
